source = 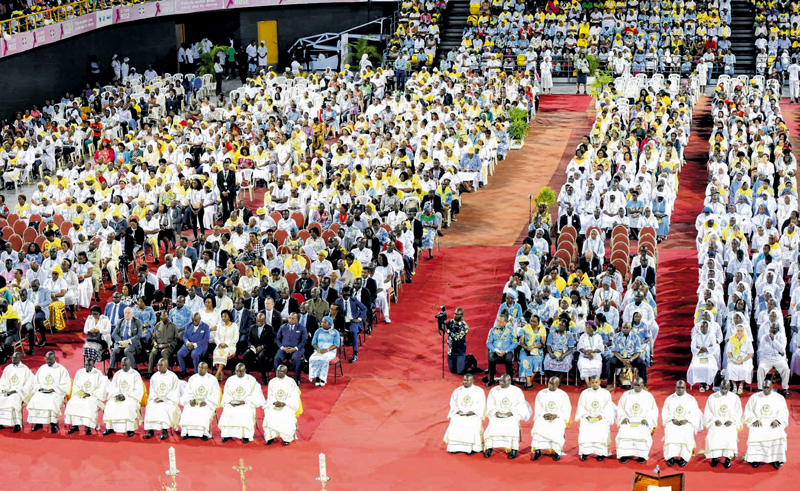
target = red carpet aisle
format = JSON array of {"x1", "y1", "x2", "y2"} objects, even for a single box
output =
[
  {"x1": 2, "y1": 96, "x2": 800, "y2": 490},
  {"x1": 648, "y1": 98, "x2": 713, "y2": 386}
]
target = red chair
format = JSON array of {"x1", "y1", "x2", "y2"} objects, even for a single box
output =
[
  {"x1": 291, "y1": 293, "x2": 305, "y2": 305},
  {"x1": 28, "y1": 213, "x2": 42, "y2": 223},
  {"x1": 285, "y1": 272, "x2": 298, "y2": 291},
  {"x1": 235, "y1": 263, "x2": 246, "y2": 277},
  {"x1": 2, "y1": 228, "x2": 12, "y2": 240},
  {"x1": 60, "y1": 221, "x2": 72, "y2": 237},
  {"x1": 6, "y1": 214, "x2": 19, "y2": 225},
  {"x1": 560, "y1": 225, "x2": 578, "y2": 240},
  {"x1": 22, "y1": 228, "x2": 37, "y2": 244},
  {"x1": 309, "y1": 273, "x2": 319, "y2": 287},
  {"x1": 278, "y1": 245, "x2": 292, "y2": 256},
  {"x1": 220, "y1": 228, "x2": 231, "y2": 236},
  {"x1": 321, "y1": 230, "x2": 336, "y2": 243},
  {"x1": 297, "y1": 230, "x2": 310, "y2": 242},
  {"x1": 328, "y1": 223, "x2": 340, "y2": 233},
  {"x1": 35, "y1": 236, "x2": 46, "y2": 250},
  {"x1": 192, "y1": 271, "x2": 206, "y2": 284},
  {"x1": 307, "y1": 222, "x2": 322, "y2": 235},
  {"x1": 290, "y1": 212, "x2": 305, "y2": 230},
  {"x1": 329, "y1": 343, "x2": 344, "y2": 384},
  {"x1": 13, "y1": 221, "x2": 26, "y2": 236},
  {"x1": 270, "y1": 212, "x2": 282, "y2": 225},
  {"x1": 300, "y1": 255, "x2": 311, "y2": 270},
  {"x1": 7, "y1": 234, "x2": 23, "y2": 251},
  {"x1": 274, "y1": 229, "x2": 288, "y2": 246},
  {"x1": 53, "y1": 215, "x2": 65, "y2": 227},
  {"x1": 380, "y1": 224, "x2": 391, "y2": 233},
  {"x1": 0, "y1": 219, "x2": 7, "y2": 229}
]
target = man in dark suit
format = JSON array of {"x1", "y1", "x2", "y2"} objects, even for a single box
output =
[
  {"x1": 352, "y1": 277, "x2": 374, "y2": 331},
  {"x1": 216, "y1": 161, "x2": 237, "y2": 223},
  {"x1": 131, "y1": 271, "x2": 156, "y2": 306},
  {"x1": 176, "y1": 313, "x2": 210, "y2": 377},
  {"x1": 104, "y1": 292, "x2": 128, "y2": 332},
  {"x1": 334, "y1": 286, "x2": 367, "y2": 363},
  {"x1": 108, "y1": 307, "x2": 143, "y2": 375},
  {"x1": 318, "y1": 276, "x2": 339, "y2": 305},
  {"x1": 124, "y1": 218, "x2": 146, "y2": 260},
  {"x1": 293, "y1": 270, "x2": 314, "y2": 299},
  {"x1": 164, "y1": 277, "x2": 188, "y2": 305},
  {"x1": 262, "y1": 297, "x2": 283, "y2": 331},
  {"x1": 298, "y1": 302, "x2": 320, "y2": 360},
  {"x1": 421, "y1": 189, "x2": 444, "y2": 215},
  {"x1": 558, "y1": 204, "x2": 581, "y2": 233},
  {"x1": 275, "y1": 288, "x2": 301, "y2": 321},
  {"x1": 179, "y1": 237, "x2": 199, "y2": 268},
  {"x1": 324, "y1": 237, "x2": 344, "y2": 266},
  {"x1": 210, "y1": 241, "x2": 229, "y2": 269},
  {"x1": 242, "y1": 312, "x2": 276, "y2": 384},
  {"x1": 231, "y1": 297, "x2": 255, "y2": 353},
  {"x1": 274, "y1": 313, "x2": 308, "y2": 385}
]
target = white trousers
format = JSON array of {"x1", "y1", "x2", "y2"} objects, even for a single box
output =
[{"x1": 757, "y1": 358, "x2": 790, "y2": 389}]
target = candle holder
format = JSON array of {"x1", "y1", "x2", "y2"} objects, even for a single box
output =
[
  {"x1": 316, "y1": 475, "x2": 331, "y2": 491},
  {"x1": 155, "y1": 447, "x2": 180, "y2": 491}
]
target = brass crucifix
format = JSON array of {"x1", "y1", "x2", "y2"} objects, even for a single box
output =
[{"x1": 232, "y1": 458, "x2": 252, "y2": 491}]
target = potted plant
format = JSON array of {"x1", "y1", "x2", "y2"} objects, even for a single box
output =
[
  {"x1": 197, "y1": 45, "x2": 228, "y2": 76},
  {"x1": 345, "y1": 37, "x2": 382, "y2": 72},
  {"x1": 532, "y1": 186, "x2": 556, "y2": 222},
  {"x1": 586, "y1": 54, "x2": 613, "y2": 96},
  {"x1": 508, "y1": 107, "x2": 530, "y2": 149}
]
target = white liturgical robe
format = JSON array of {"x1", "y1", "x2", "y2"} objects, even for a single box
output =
[
  {"x1": 662, "y1": 392, "x2": 703, "y2": 461},
  {"x1": 530, "y1": 387, "x2": 571, "y2": 454},
  {"x1": 27, "y1": 362, "x2": 71, "y2": 425},
  {"x1": 144, "y1": 370, "x2": 181, "y2": 431},
  {"x1": 103, "y1": 368, "x2": 144, "y2": 432},
  {"x1": 744, "y1": 391, "x2": 789, "y2": 463},
  {"x1": 575, "y1": 387, "x2": 615, "y2": 456},
  {"x1": 483, "y1": 385, "x2": 532, "y2": 451},
  {"x1": 180, "y1": 373, "x2": 220, "y2": 438},
  {"x1": 443, "y1": 384, "x2": 486, "y2": 453},
  {"x1": 219, "y1": 374, "x2": 265, "y2": 440},
  {"x1": 0, "y1": 363, "x2": 34, "y2": 426},
  {"x1": 64, "y1": 368, "x2": 107, "y2": 428},
  {"x1": 615, "y1": 388, "x2": 658, "y2": 460},
  {"x1": 702, "y1": 391, "x2": 742, "y2": 459},
  {"x1": 263, "y1": 375, "x2": 301, "y2": 442}
]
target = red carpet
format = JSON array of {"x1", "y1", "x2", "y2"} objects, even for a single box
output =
[{"x1": 2, "y1": 96, "x2": 799, "y2": 489}]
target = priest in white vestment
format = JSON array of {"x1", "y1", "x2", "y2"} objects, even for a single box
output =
[
  {"x1": 616, "y1": 377, "x2": 658, "y2": 463},
  {"x1": 180, "y1": 362, "x2": 220, "y2": 440},
  {"x1": 702, "y1": 380, "x2": 742, "y2": 468},
  {"x1": 662, "y1": 380, "x2": 703, "y2": 467},
  {"x1": 483, "y1": 374, "x2": 532, "y2": 459},
  {"x1": 220, "y1": 363, "x2": 265, "y2": 443},
  {"x1": 102, "y1": 358, "x2": 144, "y2": 436},
  {"x1": 575, "y1": 377, "x2": 615, "y2": 460},
  {"x1": 0, "y1": 353, "x2": 34, "y2": 431},
  {"x1": 744, "y1": 380, "x2": 789, "y2": 469},
  {"x1": 263, "y1": 364, "x2": 302, "y2": 445},
  {"x1": 443, "y1": 373, "x2": 486, "y2": 454},
  {"x1": 144, "y1": 358, "x2": 181, "y2": 440},
  {"x1": 27, "y1": 351, "x2": 71, "y2": 432},
  {"x1": 530, "y1": 376, "x2": 571, "y2": 460},
  {"x1": 64, "y1": 358, "x2": 107, "y2": 435},
  {"x1": 687, "y1": 322, "x2": 720, "y2": 391}
]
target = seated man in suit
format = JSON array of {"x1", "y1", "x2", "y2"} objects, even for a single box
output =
[
  {"x1": 179, "y1": 237, "x2": 198, "y2": 268},
  {"x1": 231, "y1": 297, "x2": 255, "y2": 354},
  {"x1": 274, "y1": 313, "x2": 308, "y2": 385},
  {"x1": 298, "y1": 302, "x2": 319, "y2": 361},
  {"x1": 243, "y1": 312, "x2": 276, "y2": 384},
  {"x1": 132, "y1": 271, "x2": 156, "y2": 306},
  {"x1": 293, "y1": 270, "x2": 314, "y2": 300},
  {"x1": 334, "y1": 286, "x2": 367, "y2": 363},
  {"x1": 108, "y1": 307, "x2": 143, "y2": 376},
  {"x1": 275, "y1": 288, "x2": 300, "y2": 322},
  {"x1": 177, "y1": 313, "x2": 210, "y2": 378},
  {"x1": 164, "y1": 274, "x2": 188, "y2": 307}
]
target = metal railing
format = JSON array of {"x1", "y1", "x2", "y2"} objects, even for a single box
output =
[{"x1": 0, "y1": 0, "x2": 134, "y2": 35}]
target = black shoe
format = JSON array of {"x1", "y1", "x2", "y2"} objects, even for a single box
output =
[
  {"x1": 37, "y1": 340, "x2": 47, "y2": 347},
  {"x1": 636, "y1": 457, "x2": 646, "y2": 464},
  {"x1": 348, "y1": 354, "x2": 358, "y2": 363},
  {"x1": 667, "y1": 458, "x2": 675, "y2": 466},
  {"x1": 553, "y1": 453, "x2": 561, "y2": 461},
  {"x1": 144, "y1": 430, "x2": 154, "y2": 439},
  {"x1": 772, "y1": 462, "x2": 783, "y2": 469},
  {"x1": 531, "y1": 450, "x2": 541, "y2": 461},
  {"x1": 483, "y1": 449, "x2": 492, "y2": 458},
  {"x1": 178, "y1": 371, "x2": 187, "y2": 379},
  {"x1": 243, "y1": 438, "x2": 250, "y2": 444},
  {"x1": 201, "y1": 435, "x2": 209, "y2": 441},
  {"x1": 68, "y1": 426, "x2": 79, "y2": 434},
  {"x1": 596, "y1": 455, "x2": 606, "y2": 461},
  {"x1": 780, "y1": 390, "x2": 790, "y2": 397},
  {"x1": 222, "y1": 437, "x2": 230, "y2": 443},
  {"x1": 678, "y1": 458, "x2": 687, "y2": 467},
  {"x1": 27, "y1": 349, "x2": 34, "y2": 356},
  {"x1": 160, "y1": 430, "x2": 168, "y2": 440},
  {"x1": 751, "y1": 462, "x2": 761, "y2": 468},
  {"x1": 31, "y1": 424, "x2": 42, "y2": 432},
  {"x1": 50, "y1": 423, "x2": 58, "y2": 434},
  {"x1": 723, "y1": 458, "x2": 732, "y2": 469},
  {"x1": 103, "y1": 429, "x2": 115, "y2": 436},
  {"x1": 579, "y1": 454, "x2": 587, "y2": 461},
  {"x1": 282, "y1": 440, "x2": 290, "y2": 446},
  {"x1": 13, "y1": 425, "x2": 21, "y2": 433},
  {"x1": 182, "y1": 435, "x2": 189, "y2": 440},
  {"x1": 508, "y1": 450, "x2": 517, "y2": 459},
  {"x1": 266, "y1": 438, "x2": 274, "y2": 445},
  {"x1": 619, "y1": 457, "x2": 628, "y2": 464},
  {"x1": 710, "y1": 458, "x2": 718, "y2": 467},
  {"x1": 85, "y1": 428, "x2": 92, "y2": 436},
  {"x1": 106, "y1": 369, "x2": 113, "y2": 377}
]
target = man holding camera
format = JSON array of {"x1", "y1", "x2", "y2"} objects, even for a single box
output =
[{"x1": 439, "y1": 307, "x2": 479, "y2": 375}]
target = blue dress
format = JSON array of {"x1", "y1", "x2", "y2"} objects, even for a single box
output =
[
  {"x1": 518, "y1": 325, "x2": 546, "y2": 377},
  {"x1": 543, "y1": 331, "x2": 575, "y2": 373}
]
